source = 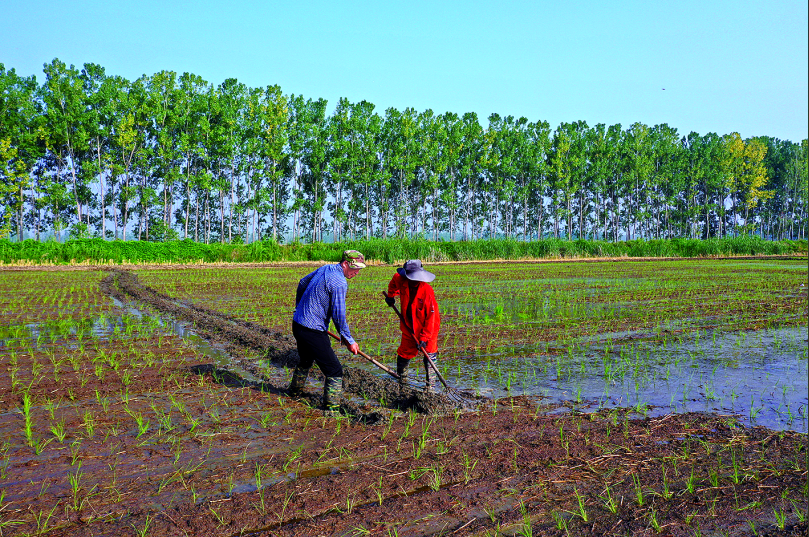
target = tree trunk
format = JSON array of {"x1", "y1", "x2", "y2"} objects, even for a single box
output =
[
  {"x1": 366, "y1": 183, "x2": 372, "y2": 240},
  {"x1": 537, "y1": 194, "x2": 544, "y2": 241},
  {"x1": 567, "y1": 193, "x2": 573, "y2": 241},
  {"x1": 35, "y1": 182, "x2": 41, "y2": 241},
  {"x1": 205, "y1": 188, "x2": 211, "y2": 244},
  {"x1": 97, "y1": 142, "x2": 105, "y2": 239},
  {"x1": 731, "y1": 191, "x2": 737, "y2": 237},
  {"x1": 228, "y1": 164, "x2": 235, "y2": 243},
  {"x1": 614, "y1": 192, "x2": 619, "y2": 242},
  {"x1": 272, "y1": 178, "x2": 278, "y2": 241},
  {"x1": 184, "y1": 160, "x2": 191, "y2": 240},
  {"x1": 626, "y1": 191, "x2": 632, "y2": 241},
  {"x1": 463, "y1": 180, "x2": 472, "y2": 241},
  {"x1": 17, "y1": 183, "x2": 24, "y2": 241},
  {"x1": 603, "y1": 194, "x2": 608, "y2": 241},
  {"x1": 122, "y1": 174, "x2": 130, "y2": 241},
  {"x1": 553, "y1": 196, "x2": 559, "y2": 239},
  {"x1": 219, "y1": 184, "x2": 225, "y2": 243},
  {"x1": 194, "y1": 186, "x2": 199, "y2": 242},
  {"x1": 523, "y1": 194, "x2": 528, "y2": 242}
]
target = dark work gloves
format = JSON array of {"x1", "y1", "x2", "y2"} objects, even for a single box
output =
[
  {"x1": 385, "y1": 296, "x2": 395, "y2": 307},
  {"x1": 417, "y1": 340, "x2": 428, "y2": 350}
]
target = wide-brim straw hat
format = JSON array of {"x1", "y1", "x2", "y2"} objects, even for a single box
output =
[{"x1": 397, "y1": 259, "x2": 435, "y2": 282}]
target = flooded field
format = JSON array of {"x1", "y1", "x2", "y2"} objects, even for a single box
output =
[
  {"x1": 0, "y1": 259, "x2": 806, "y2": 536},
  {"x1": 139, "y1": 258, "x2": 808, "y2": 431}
]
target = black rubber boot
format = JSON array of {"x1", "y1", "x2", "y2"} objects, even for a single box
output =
[
  {"x1": 287, "y1": 366, "x2": 310, "y2": 396},
  {"x1": 396, "y1": 357, "x2": 410, "y2": 387},
  {"x1": 323, "y1": 376, "x2": 343, "y2": 413}
]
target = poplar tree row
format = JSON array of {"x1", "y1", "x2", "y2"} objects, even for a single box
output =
[{"x1": 1, "y1": 59, "x2": 807, "y2": 244}]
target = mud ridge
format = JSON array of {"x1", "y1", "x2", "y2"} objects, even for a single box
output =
[{"x1": 100, "y1": 269, "x2": 467, "y2": 416}]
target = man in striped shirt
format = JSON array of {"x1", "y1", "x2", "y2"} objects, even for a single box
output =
[{"x1": 288, "y1": 250, "x2": 366, "y2": 412}]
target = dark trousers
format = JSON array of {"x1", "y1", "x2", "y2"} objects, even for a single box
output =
[
  {"x1": 292, "y1": 322, "x2": 343, "y2": 378},
  {"x1": 398, "y1": 352, "x2": 438, "y2": 369}
]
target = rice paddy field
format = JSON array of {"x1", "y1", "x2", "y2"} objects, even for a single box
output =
[
  {"x1": 0, "y1": 257, "x2": 806, "y2": 536},
  {"x1": 137, "y1": 258, "x2": 808, "y2": 433}
]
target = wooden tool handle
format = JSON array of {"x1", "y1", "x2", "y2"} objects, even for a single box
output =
[{"x1": 326, "y1": 330, "x2": 399, "y2": 379}]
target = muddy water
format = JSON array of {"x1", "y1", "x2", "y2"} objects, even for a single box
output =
[
  {"x1": 314, "y1": 317, "x2": 808, "y2": 432},
  {"x1": 428, "y1": 325, "x2": 808, "y2": 432},
  {"x1": 0, "y1": 304, "x2": 264, "y2": 384}
]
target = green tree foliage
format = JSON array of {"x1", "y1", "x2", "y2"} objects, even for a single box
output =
[
  {"x1": 0, "y1": 64, "x2": 44, "y2": 239},
  {"x1": 1, "y1": 58, "x2": 807, "y2": 244}
]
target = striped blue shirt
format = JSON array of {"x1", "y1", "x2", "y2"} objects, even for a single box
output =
[{"x1": 293, "y1": 264, "x2": 355, "y2": 345}]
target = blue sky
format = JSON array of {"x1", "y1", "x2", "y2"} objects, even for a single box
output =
[{"x1": 3, "y1": 0, "x2": 807, "y2": 142}]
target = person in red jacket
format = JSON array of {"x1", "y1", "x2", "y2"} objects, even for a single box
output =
[{"x1": 385, "y1": 260, "x2": 441, "y2": 389}]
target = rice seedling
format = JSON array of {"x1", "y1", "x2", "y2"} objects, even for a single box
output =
[
  {"x1": 450, "y1": 448, "x2": 475, "y2": 483},
  {"x1": 791, "y1": 500, "x2": 806, "y2": 522},
  {"x1": 21, "y1": 390, "x2": 36, "y2": 448},
  {"x1": 282, "y1": 445, "x2": 304, "y2": 473},
  {"x1": 773, "y1": 506, "x2": 788, "y2": 530},
  {"x1": 599, "y1": 484, "x2": 619, "y2": 514},
  {"x1": 82, "y1": 410, "x2": 96, "y2": 438},
  {"x1": 685, "y1": 467, "x2": 697, "y2": 494},
  {"x1": 380, "y1": 415, "x2": 396, "y2": 440},
  {"x1": 30, "y1": 504, "x2": 59, "y2": 535},
  {"x1": 570, "y1": 486, "x2": 588, "y2": 522},
  {"x1": 50, "y1": 418, "x2": 67, "y2": 442},
  {"x1": 632, "y1": 473, "x2": 646, "y2": 506},
  {"x1": 277, "y1": 490, "x2": 295, "y2": 523},
  {"x1": 68, "y1": 461, "x2": 90, "y2": 512},
  {"x1": 550, "y1": 510, "x2": 568, "y2": 531},
  {"x1": 131, "y1": 514, "x2": 154, "y2": 537},
  {"x1": 127, "y1": 411, "x2": 150, "y2": 438}
]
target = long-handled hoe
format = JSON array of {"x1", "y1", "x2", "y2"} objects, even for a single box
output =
[{"x1": 325, "y1": 331, "x2": 399, "y2": 379}]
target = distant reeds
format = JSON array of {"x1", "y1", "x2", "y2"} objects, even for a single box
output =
[{"x1": 0, "y1": 236, "x2": 804, "y2": 265}]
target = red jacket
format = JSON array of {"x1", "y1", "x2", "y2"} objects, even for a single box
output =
[{"x1": 387, "y1": 272, "x2": 440, "y2": 358}]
